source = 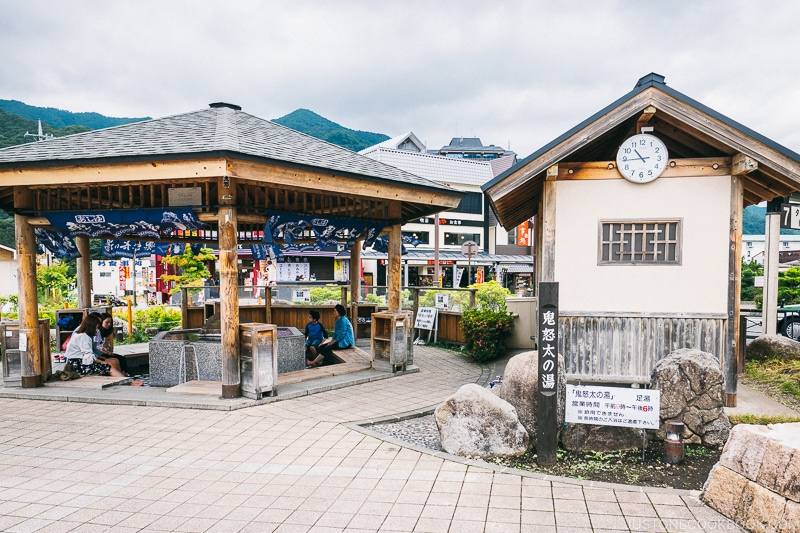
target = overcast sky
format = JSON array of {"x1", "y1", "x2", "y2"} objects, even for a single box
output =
[{"x1": 2, "y1": 1, "x2": 799, "y2": 157}]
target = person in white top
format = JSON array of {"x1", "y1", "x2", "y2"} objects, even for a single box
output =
[{"x1": 64, "y1": 314, "x2": 125, "y2": 377}]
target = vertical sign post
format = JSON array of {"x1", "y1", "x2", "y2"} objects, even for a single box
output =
[{"x1": 537, "y1": 282, "x2": 559, "y2": 465}]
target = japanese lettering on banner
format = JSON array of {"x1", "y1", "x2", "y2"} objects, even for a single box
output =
[
  {"x1": 537, "y1": 301, "x2": 558, "y2": 396},
  {"x1": 565, "y1": 384, "x2": 661, "y2": 429}
]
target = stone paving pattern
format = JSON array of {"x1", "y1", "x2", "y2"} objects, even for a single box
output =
[{"x1": 0, "y1": 346, "x2": 744, "y2": 532}]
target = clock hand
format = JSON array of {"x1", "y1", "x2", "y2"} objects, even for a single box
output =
[{"x1": 634, "y1": 149, "x2": 649, "y2": 162}]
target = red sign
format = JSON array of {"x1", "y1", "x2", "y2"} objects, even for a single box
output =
[
  {"x1": 119, "y1": 266, "x2": 128, "y2": 292},
  {"x1": 517, "y1": 221, "x2": 530, "y2": 246}
]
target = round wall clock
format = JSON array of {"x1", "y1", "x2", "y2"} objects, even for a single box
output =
[{"x1": 615, "y1": 133, "x2": 669, "y2": 183}]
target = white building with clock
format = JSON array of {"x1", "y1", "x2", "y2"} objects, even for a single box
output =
[{"x1": 483, "y1": 73, "x2": 800, "y2": 407}]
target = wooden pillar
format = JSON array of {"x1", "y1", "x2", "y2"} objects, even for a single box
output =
[
  {"x1": 14, "y1": 187, "x2": 41, "y2": 388},
  {"x1": 350, "y1": 238, "x2": 362, "y2": 307},
  {"x1": 76, "y1": 236, "x2": 92, "y2": 308},
  {"x1": 725, "y1": 173, "x2": 744, "y2": 407},
  {"x1": 388, "y1": 224, "x2": 402, "y2": 312},
  {"x1": 219, "y1": 202, "x2": 240, "y2": 398},
  {"x1": 726, "y1": 154, "x2": 757, "y2": 406},
  {"x1": 540, "y1": 165, "x2": 558, "y2": 283}
]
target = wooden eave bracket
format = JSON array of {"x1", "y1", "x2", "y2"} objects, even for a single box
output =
[
  {"x1": 732, "y1": 153, "x2": 758, "y2": 176},
  {"x1": 636, "y1": 105, "x2": 657, "y2": 133}
]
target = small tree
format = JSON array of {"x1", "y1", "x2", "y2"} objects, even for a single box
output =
[
  {"x1": 461, "y1": 280, "x2": 514, "y2": 363},
  {"x1": 160, "y1": 245, "x2": 216, "y2": 295},
  {"x1": 741, "y1": 259, "x2": 763, "y2": 302},
  {"x1": 36, "y1": 261, "x2": 75, "y2": 303},
  {"x1": 779, "y1": 266, "x2": 800, "y2": 305}
]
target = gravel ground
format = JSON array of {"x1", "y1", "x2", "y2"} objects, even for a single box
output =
[
  {"x1": 370, "y1": 414, "x2": 443, "y2": 451},
  {"x1": 368, "y1": 351, "x2": 517, "y2": 452}
]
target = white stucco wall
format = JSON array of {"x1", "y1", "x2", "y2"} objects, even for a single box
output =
[
  {"x1": 0, "y1": 259, "x2": 17, "y2": 296},
  {"x1": 554, "y1": 175, "x2": 731, "y2": 313}
]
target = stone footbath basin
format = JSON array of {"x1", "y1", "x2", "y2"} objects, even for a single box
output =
[{"x1": 148, "y1": 326, "x2": 305, "y2": 387}]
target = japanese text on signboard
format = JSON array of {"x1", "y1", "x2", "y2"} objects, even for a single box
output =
[
  {"x1": 565, "y1": 384, "x2": 661, "y2": 429},
  {"x1": 538, "y1": 307, "x2": 558, "y2": 393}
]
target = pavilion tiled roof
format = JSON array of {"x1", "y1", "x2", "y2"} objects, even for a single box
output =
[{"x1": 0, "y1": 103, "x2": 453, "y2": 193}]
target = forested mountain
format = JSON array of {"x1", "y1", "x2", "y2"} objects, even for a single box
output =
[
  {"x1": 0, "y1": 108, "x2": 92, "y2": 149},
  {"x1": 743, "y1": 204, "x2": 800, "y2": 235},
  {"x1": 272, "y1": 108, "x2": 389, "y2": 152},
  {"x1": 0, "y1": 99, "x2": 148, "y2": 130}
]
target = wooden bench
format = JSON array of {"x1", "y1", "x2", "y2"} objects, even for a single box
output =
[{"x1": 278, "y1": 345, "x2": 372, "y2": 386}]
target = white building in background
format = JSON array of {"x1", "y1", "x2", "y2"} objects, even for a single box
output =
[
  {"x1": 91, "y1": 258, "x2": 153, "y2": 301},
  {"x1": 742, "y1": 234, "x2": 800, "y2": 264},
  {"x1": 0, "y1": 244, "x2": 17, "y2": 296},
  {"x1": 359, "y1": 133, "x2": 531, "y2": 288}
]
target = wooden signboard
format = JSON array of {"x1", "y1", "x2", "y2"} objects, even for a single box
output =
[{"x1": 537, "y1": 282, "x2": 559, "y2": 465}]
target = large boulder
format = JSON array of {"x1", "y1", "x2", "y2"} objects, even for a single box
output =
[
  {"x1": 702, "y1": 423, "x2": 800, "y2": 530},
  {"x1": 561, "y1": 423, "x2": 647, "y2": 452},
  {"x1": 746, "y1": 334, "x2": 800, "y2": 361},
  {"x1": 435, "y1": 383, "x2": 529, "y2": 459},
  {"x1": 496, "y1": 350, "x2": 566, "y2": 447},
  {"x1": 651, "y1": 348, "x2": 731, "y2": 445}
]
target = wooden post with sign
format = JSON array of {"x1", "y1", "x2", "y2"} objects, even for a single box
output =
[{"x1": 537, "y1": 281, "x2": 559, "y2": 465}]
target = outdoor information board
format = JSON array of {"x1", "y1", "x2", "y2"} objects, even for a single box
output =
[
  {"x1": 565, "y1": 384, "x2": 661, "y2": 429},
  {"x1": 435, "y1": 293, "x2": 449, "y2": 309},
  {"x1": 292, "y1": 289, "x2": 311, "y2": 303},
  {"x1": 413, "y1": 307, "x2": 438, "y2": 345},
  {"x1": 414, "y1": 307, "x2": 437, "y2": 330}
]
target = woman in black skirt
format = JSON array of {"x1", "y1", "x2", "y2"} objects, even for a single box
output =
[{"x1": 64, "y1": 314, "x2": 125, "y2": 377}]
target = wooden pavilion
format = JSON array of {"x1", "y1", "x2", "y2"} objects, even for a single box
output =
[
  {"x1": 0, "y1": 102, "x2": 462, "y2": 397},
  {"x1": 483, "y1": 73, "x2": 800, "y2": 406}
]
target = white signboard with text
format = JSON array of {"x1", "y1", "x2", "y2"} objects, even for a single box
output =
[
  {"x1": 435, "y1": 293, "x2": 449, "y2": 309},
  {"x1": 414, "y1": 307, "x2": 438, "y2": 330},
  {"x1": 565, "y1": 384, "x2": 660, "y2": 429},
  {"x1": 292, "y1": 289, "x2": 311, "y2": 303}
]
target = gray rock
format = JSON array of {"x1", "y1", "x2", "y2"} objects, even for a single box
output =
[
  {"x1": 747, "y1": 334, "x2": 800, "y2": 361},
  {"x1": 561, "y1": 423, "x2": 647, "y2": 452},
  {"x1": 435, "y1": 383, "x2": 529, "y2": 459},
  {"x1": 651, "y1": 348, "x2": 731, "y2": 446},
  {"x1": 497, "y1": 350, "x2": 566, "y2": 447}
]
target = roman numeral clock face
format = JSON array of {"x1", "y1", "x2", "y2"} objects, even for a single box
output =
[{"x1": 615, "y1": 133, "x2": 669, "y2": 183}]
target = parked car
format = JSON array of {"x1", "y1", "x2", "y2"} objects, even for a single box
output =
[
  {"x1": 92, "y1": 294, "x2": 128, "y2": 307},
  {"x1": 778, "y1": 303, "x2": 800, "y2": 341}
]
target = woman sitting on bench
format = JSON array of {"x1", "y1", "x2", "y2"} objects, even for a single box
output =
[
  {"x1": 64, "y1": 314, "x2": 126, "y2": 377},
  {"x1": 309, "y1": 304, "x2": 354, "y2": 367},
  {"x1": 90, "y1": 312, "x2": 127, "y2": 375}
]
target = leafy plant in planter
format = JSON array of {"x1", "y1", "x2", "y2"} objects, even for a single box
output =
[{"x1": 461, "y1": 281, "x2": 514, "y2": 363}]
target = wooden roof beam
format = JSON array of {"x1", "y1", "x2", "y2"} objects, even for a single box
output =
[
  {"x1": 732, "y1": 153, "x2": 758, "y2": 176},
  {"x1": 636, "y1": 106, "x2": 657, "y2": 133}
]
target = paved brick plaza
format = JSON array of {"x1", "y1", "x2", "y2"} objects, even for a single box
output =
[{"x1": 0, "y1": 346, "x2": 742, "y2": 532}]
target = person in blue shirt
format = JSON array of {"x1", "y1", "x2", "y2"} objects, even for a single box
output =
[
  {"x1": 304, "y1": 310, "x2": 327, "y2": 367},
  {"x1": 310, "y1": 304, "x2": 354, "y2": 367}
]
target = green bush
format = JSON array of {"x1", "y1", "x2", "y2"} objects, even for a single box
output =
[
  {"x1": 474, "y1": 280, "x2": 512, "y2": 312},
  {"x1": 114, "y1": 305, "x2": 181, "y2": 336},
  {"x1": 459, "y1": 280, "x2": 515, "y2": 363},
  {"x1": 418, "y1": 289, "x2": 471, "y2": 311},
  {"x1": 364, "y1": 293, "x2": 385, "y2": 305},
  {"x1": 310, "y1": 285, "x2": 342, "y2": 305},
  {"x1": 39, "y1": 310, "x2": 56, "y2": 328},
  {"x1": 461, "y1": 307, "x2": 515, "y2": 363}
]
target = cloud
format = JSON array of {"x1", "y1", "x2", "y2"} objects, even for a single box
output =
[{"x1": 1, "y1": 0, "x2": 799, "y2": 157}]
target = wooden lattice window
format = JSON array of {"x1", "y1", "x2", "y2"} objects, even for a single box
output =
[{"x1": 599, "y1": 219, "x2": 681, "y2": 265}]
